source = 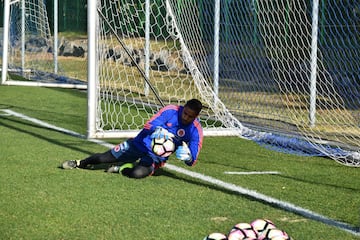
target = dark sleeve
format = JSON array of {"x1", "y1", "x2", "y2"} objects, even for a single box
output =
[{"x1": 185, "y1": 120, "x2": 203, "y2": 166}]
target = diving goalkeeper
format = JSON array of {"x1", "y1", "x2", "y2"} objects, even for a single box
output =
[{"x1": 61, "y1": 99, "x2": 203, "y2": 179}]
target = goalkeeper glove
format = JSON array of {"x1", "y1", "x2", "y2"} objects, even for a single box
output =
[
  {"x1": 176, "y1": 142, "x2": 192, "y2": 162},
  {"x1": 150, "y1": 127, "x2": 174, "y2": 140}
]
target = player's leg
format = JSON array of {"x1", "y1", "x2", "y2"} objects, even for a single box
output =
[
  {"x1": 62, "y1": 140, "x2": 137, "y2": 169},
  {"x1": 62, "y1": 150, "x2": 116, "y2": 169},
  {"x1": 121, "y1": 156, "x2": 167, "y2": 178},
  {"x1": 106, "y1": 139, "x2": 146, "y2": 174},
  {"x1": 121, "y1": 161, "x2": 154, "y2": 179},
  {"x1": 77, "y1": 150, "x2": 116, "y2": 168}
]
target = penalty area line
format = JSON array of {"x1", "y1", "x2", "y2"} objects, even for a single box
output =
[{"x1": 3, "y1": 109, "x2": 360, "y2": 237}]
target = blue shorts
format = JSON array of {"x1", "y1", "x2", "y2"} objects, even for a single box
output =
[{"x1": 110, "y1": 139, "x2": 156, "y2": 166}]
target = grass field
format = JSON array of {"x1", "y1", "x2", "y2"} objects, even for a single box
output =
[{"x1": 0, "y1": 85, "x2": 359, "y2": 239}]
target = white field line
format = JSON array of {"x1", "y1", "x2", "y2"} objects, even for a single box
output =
[
  {"x1": 2, "y1": 109, "x2": 359, "y2": 236},
  {"x1": 224, "y1": 171, "x2": 281, "y2": 175},
  {"x1": 2, "y1": 109, "x2": 114, "y2": 149}
]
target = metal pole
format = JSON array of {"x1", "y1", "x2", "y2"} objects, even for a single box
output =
[
  {"x1": 144, "y1": 0, "x2": 150, "y2": 96},
  {"x1": 310, "y1": 0, "x2": 319, "y2": 127},
  {"x1": 2, "y1": 0, "x2": 11, "y2": 84},
  {"x1": 213, "y1": 0, "x2": 220, "y2": 97},
  {"x1": 21, "y1": 0, "x2": 25, "y2": 72},
  {"x1": 54, "y1": 0, "x2": 58, "y2": 74},
  {"x1": 87, "y1": 0, "x2": 98, "y2": 138}
]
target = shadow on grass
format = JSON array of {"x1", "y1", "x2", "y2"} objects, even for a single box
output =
[{"x1": 0, "y1": 115, "x2": 96, "y2": 156}]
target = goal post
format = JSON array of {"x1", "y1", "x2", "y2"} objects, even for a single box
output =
[
  {"x1": 1, "y1": 0, "x2": 87, "y2": 89},
  {"x1": 2, "y1": 2, "x2": 359, "y2": 166},
  {"x1": 88, "y1": 0, "x2": 360, "y2": 167},
  {"x1": 87, "y1": 0, "x2": 240, "y2": 140}
]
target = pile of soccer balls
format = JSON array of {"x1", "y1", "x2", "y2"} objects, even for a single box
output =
[{"x1": 204, "y1": 219, "x2": 293, "y2": 240}]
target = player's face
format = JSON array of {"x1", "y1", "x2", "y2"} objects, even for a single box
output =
[{"x1": 181, "y1": 106, "x2": 198, "y2": 125}]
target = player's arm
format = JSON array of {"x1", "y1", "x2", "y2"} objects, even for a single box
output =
[
  {"x1": 143, "y1": 105, "x2": 178, "y2": 134},
  {"x1": 176, "y1": 125, "x2": 203, "y2": 166},
  {"x1": 185, "y1": 138, "x2": 203, "y2": 166}
]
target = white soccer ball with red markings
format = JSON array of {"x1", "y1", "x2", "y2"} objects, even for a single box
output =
[
  {"x1": 227, "y1": 222, "x2": 257, "y2": 240},
  {"x1": 151, "y1": 137, "x2": 175, "y2": 157},
  {"x1": 258, "y1": 228, "x2": 292, "y2": 240},
  {"x1": 250, "y1": 219, "x2": 276, "y2": 236},
  {"x1": 203, "y1": 232, "x2": 228, "y2": 240}
]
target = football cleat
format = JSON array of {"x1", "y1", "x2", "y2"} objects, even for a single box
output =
[
  {"x1": 61, "y1": 160, "x2": 80, "y2": 169},
  {"x1": 106, "y1": 163, "x2": 134, "y2": 174},
  {"x1": 106, "y1": 165, "x2": 120, "y2": 173}
]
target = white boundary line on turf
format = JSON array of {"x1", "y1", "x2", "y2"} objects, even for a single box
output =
[
  {"x1": 224, "y1": 171, "x2": 281, "y2": 175},
  {"x1": 2, "y1": 108, "x2": 359, "y2": 237},
  {"x1": 1, "y1": 109, "x2": 114, "y2": 149}
]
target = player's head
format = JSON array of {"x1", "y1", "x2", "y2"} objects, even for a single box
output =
[{"x1": 181, "y1": 99, "x2": 202, "y2": 125}]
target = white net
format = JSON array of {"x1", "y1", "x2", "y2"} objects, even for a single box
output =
[
  {"x1": 2, "y1": 0, "x2": 87, "y2": 87},
  {"x1": 92, "y1": 0, "x2": 360, "y2": 166},
  {"x1": 93, "y1": 0, "x2": 228, "y2": 137}
]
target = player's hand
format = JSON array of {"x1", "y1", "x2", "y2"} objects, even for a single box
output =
[
  {"x1": 176, "y1": 142, "x2": 192, "y2": 161},
  {"x1": 150, "y1": 127, "x2": 173, "y2": 140}
]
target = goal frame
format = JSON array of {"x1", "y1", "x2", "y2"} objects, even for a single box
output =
[
  {"x1": 86, "y1": 0, "x2": 238, "y2": 139},
  {"x1": 1, "y1": 0, "x2": 87, "y2": 89},
  {"x1": 3, "y1": 0, "x2": 357, "y2": 166}
]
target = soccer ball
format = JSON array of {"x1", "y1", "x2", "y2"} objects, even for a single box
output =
[
  {"x1": 258, "y1": 228, "x2": 291, "y2": 240},
  {"x1": 227, "y1": 223, "x2": 257, "y2": 240},
  {"x1": 151, "y1": 137, "x2": 175, "y2": 157},
  {"x1": 250, "y1": 219, "x2": 276, "y2": 236},
  {"x1": 203, "y1": 232, "x2": 228, "y2": 240}
]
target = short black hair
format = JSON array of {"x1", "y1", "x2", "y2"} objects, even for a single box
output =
[{"x1": 184, "y1": 99, "x2": 202, "y2": 115}]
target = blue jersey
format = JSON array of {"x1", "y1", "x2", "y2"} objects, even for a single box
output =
[{"x1": 132, "y1": 105, "x2": 203, "y2": 166}]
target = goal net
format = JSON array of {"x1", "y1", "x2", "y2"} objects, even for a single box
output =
[
  {"x1": 89, "y1": 0, "x2": 359, "y2": 166},
  {"x1": 1, "y1": 0, "x2": 87, "y2": 88}
]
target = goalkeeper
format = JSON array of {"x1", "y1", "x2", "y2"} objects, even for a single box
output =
[{"x1": 61, "y1": 99, "x2": 203, "y2": 179}]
